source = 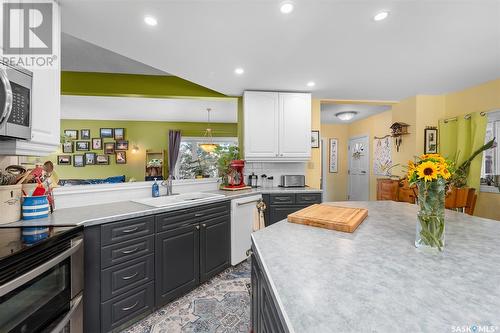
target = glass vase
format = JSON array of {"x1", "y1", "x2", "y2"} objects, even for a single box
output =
[{"x1": 415, "y1": 178, "x2": 446, "y2": 251}]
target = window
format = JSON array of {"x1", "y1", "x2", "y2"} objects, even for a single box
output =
[
  {"x1": 481, "y1": 110, "x2": 500, "y2": 185},
  {"x1": 175, "y1": 137, "x2": 238, "y2": 179}
]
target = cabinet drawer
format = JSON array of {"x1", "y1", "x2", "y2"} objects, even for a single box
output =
[
  {"x1": 268, "y1": 205, "x2": 309, "y2": 225},
  {"x1": 101, "y1": 282, "x2": 154, "y2": 332},
  {"x1": 101, "y1": 235, "x2": 154, "y2": 268},
  {"x1": 101, "y1": 255, "x2": 154, "y2": 302},
  {"x1": 295, "y1": 193, "x2": 322, "y2": 205},
  {"x1": 156, "y1": 201, "x2": 229, "y2": 233},
  {"x1": 269, "y1": 194, "x2": 295, "y2": 205},
  {"x1": 101, "y1": 216, "x2": 154, "y2": 246}
]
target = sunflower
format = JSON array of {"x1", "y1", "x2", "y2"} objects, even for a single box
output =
[
  {"x1": 417, "y1": 161, "x2": 439, "y2": 182},
  {"x1": 440, "y1": 166, "x2": 451, "y2": 179},
  {"x1": 407, "y1": 160, "x2": 416, "y2": 178}
]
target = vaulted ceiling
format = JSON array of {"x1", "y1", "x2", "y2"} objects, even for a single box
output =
[{"x1": 60, "y1": 0, "x2": 500, "y2": 100}]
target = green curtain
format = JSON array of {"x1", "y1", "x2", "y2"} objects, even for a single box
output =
[{"x1": 439, "y1": 112, "x2": 487, "y2": 190}]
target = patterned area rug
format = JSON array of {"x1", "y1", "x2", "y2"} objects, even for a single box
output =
[{"x1": 123, "y1": 260, "x2": 251, "y2": 333}]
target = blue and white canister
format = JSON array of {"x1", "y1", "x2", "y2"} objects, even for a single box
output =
[{"x1": 22, "y1": 196, "x2": 50, "y2": 220}]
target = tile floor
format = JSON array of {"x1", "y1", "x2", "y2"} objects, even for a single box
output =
[{"x1": 122, "y1": 260, "x2": 251, "y2": 333}]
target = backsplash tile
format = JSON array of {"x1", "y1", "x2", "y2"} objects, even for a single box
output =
[{"x1": 244, "y1": 162, "x2": 307, "y2": 187}]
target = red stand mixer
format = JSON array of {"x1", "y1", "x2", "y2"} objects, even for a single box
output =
[{"x1": 225, "y1": 160, "x2": 247, "y2": 189}]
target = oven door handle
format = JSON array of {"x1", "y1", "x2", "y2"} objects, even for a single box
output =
[
  {"x1": 0, "y1": 67, "x2": 13, "y2": 127},
  {"x1": 0, "y1": 238, "x2": 83, "y2": 297},
  {"x1": 49, "y1": 293, "x2": 83, "y2": 333}
]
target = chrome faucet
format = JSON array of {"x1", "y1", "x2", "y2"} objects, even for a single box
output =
[{"x1": 161, "y1": 175, "x2": 173, "y2": 196}]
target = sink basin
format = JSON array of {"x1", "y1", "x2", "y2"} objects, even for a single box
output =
[{"x1": 132, "y1": 192, "x2": 225, "y2": 208}]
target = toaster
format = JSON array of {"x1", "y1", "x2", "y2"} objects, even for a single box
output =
[{"x1": 280, "y1": 175, "x2": 305, "y2": 188}]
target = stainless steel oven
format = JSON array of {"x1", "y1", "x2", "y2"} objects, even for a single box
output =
[
  {"x1": 0, "y1": 227, "x2": 83, "y2": 333},
  {"x1": 0, "y1": 61, "x2": 32, "y2": 140}
]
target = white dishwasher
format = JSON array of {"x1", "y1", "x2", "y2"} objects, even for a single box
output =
[{"x1": 231, "y1": 194, "x2": 262, "y2": 265}]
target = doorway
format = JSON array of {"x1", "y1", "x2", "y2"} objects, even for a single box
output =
[
  {"x1": 321, "y1": 138, "x2": 328, "y2": 200},
  {"x1": 348, "y1": 135, "x2": 369, "y2": 201}
]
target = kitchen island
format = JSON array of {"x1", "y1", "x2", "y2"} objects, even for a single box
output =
[{"x1": 251, "y1": 201, "x2": 500, "y2": 333}]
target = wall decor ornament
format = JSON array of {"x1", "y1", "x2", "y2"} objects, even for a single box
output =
[
  {"x1": 80, "y1": 129, "x2": 90, "y2": 140},
  {"x1": 62, "y1": 141, "x2": 73, "y2": 153},
  {"x1": 373, "y1": 135, "x2": 393, "y2": 176},
  {"x1": 64, "y1": 129, "x2": 78, "y2": 140},
  {"x1": 85, "y1": 153, "x2": 96, "y2": 165},
  {"x1": 100, "y1": 128, "x2": 114, "y2": 138},
  {"x1": 116, "y1": 140, "x2": 129, "y2": 151},
  {"x1": 116, "y1": 151, "x2": 127, "y2": 164},
  {"x1": 424, "y1": 127, "x2": 438, "y2": 154},
  {"x1": 390, "y1": 122, "x2": 410, "y2": 152},
  {"x1": 114, "y1": 128, "x2": 125, "y2": 140},
  {"x1": 104, "y1": 142, "x2": 115, "y2": 154},
  {"x1": 311, "y1": 130, "x2": 320, "y2": 148},
  {"x1": 57, "y1": 155, "x2": 71, "y2": 165},
  {"x1": 92, "y1": 138, "x2": 102, "y2": 150},
  {"x1": 96, "y1": 155, "x2": 109, "y2": 165},
  {"x1": 329, "y1": 138, "x2": 338, "y2": 173},
  {"x1": 75, "y1": 141, "x2": 90, "y2": 151},
  {"x1": 73, "y1": 155, "x2": 85, "y2": 167}
]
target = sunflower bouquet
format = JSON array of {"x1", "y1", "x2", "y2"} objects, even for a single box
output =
[{"x1": 407, "y1": 154, "x2": 454, "y2": 251}]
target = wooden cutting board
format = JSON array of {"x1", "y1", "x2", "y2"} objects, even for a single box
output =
[{"x1": 287, "y1": 204, "x2": 368, "y2": 233}]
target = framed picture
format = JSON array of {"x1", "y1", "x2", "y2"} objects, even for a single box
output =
[
  {"x1": 73, "y1": 155, "x2": 85, "y2": 167},
  {"x1": 85, "y1": 152, "x2": 96, "y2": 165},
  {"x1": 104, "y1": 142, "x2": 115, "y2": 154},
  {"x1": 116, "y1": 151, "x2": 127, "y2": 164},
  {"x1": 311, "y1": 130, "x2": 320, "y2": 148},
  {"x1": 62, "y1": 141, "x2": 74, "y2": 153},
  {"x1": 100, "y1": 128, "x2": 114, "y2": 138},
  {"x1": 329, "y1": 138, "x2": 338, "y2": 173},
  {"x1": 75, "y1": 141, "x2": 90, "y2": 151},
  {"x1": 115, "y1": 140, "x2": 129, "y2": 151},
  {"x1": 96, "y1": 155, "x2": 109, "y2": 165},
  {"x1": 57, "y1": 155, "x2": 71, "y2": 165},
  {"x1": 424, "y1": 127, "x2": 438, "y2": 154},
  {"x1": 64, "y1": 129, "x2": 78, "y2": 140},
  {"x1": 114, "y1": 128, "x2": 125, "y2": 140},
  {"x1": 80, "y1": 129, "x2": 90, "y2": 140},
  {"x1": 92, "y1": 138, "x2": 102, "y2": 150}
]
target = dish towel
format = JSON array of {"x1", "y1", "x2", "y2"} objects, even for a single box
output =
[{"x1": 253, "y1": 199, "x2": 267, "y2": 231}]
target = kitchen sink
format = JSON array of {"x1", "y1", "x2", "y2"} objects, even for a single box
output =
[{"x1": 132, "y1": 192, "x2": 225, "y2": 208}]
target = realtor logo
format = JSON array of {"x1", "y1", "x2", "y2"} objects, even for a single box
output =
[{"x1": 3, "y1": 2, "x2": 53, "y2": 54}]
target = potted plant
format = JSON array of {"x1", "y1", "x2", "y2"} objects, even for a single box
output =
[
  {"x1": 215, "y1": 146, "x2": 240, "y2": 187},
  {"x1": 187, "y1": 159, "x2": 208, "y2": 179},
  {"x1": 445, "y1": 138, "x2": 495, "y2": 209}
]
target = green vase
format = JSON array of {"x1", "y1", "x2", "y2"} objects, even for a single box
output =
[{"x1": 415, "y1": 178, "x2": 446, "y2": 251}]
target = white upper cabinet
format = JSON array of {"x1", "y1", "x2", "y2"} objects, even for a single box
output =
[
  {"x1": 0, "y1": 1, "x2": 61, "y2": 156},
  {"x1": 244, "y1": 91, "x2": 311, "y2": 161}
]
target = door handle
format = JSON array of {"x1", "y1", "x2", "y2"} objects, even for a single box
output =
[
  {"x1": 361, "y1": 171, "x2": 367, "y2": 174},
  {"x1": 49, "y1": 293, "x2": 83, "y2": 333},
  {"x1": 0, "y1": 67, "x2": 13, "y2": 126},
  {"x1": 121, "y1": 227, "x2": 139, "y2": 234},
  {"x1": 121, "y1": 247, "x2": 139, "y2": 254}
]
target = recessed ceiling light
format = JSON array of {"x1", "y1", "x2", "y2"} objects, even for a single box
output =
[
  {"x1": 336, "y1": 111, "x2": 358, "y2": 121},
  {"x1": 280, "y1": 1, "x2": 294, "y2": 14},
  {"x1": 234, "y1": 67, "x2": 245, "y2": 75},
  {"x1": 373, "y1": 11, "x2": 389, "y2": 21},
  {"x1": 144, "y1": 16, "x2": 158, "y2": 26},
  {"x1": 307, "y1": 81, "x2": 315, "y2": 87}
]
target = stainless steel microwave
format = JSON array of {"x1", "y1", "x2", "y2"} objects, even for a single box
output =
[{"x1": 0, "y1": 61, "x2": 33, "y2": 140}]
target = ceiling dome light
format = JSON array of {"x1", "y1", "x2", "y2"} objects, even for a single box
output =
[
  {"x1": 307, "y1": 81, "x2": 315, "y2": 87},
  {"x1": 234, "y1": 67, "x2": 245, "y2": 75},
  {"x1": 336, "y1": 111, "x2": 358, "y2": 121},
  {"x1": 144, "y1": 16, "x2": 158, "y2": 26},
  {"x1": 373, "y1": 11, "x2": 389, "y2": 21},
  {"x1": 280, "y1": 1, "x2": 294, "y2": 14}
]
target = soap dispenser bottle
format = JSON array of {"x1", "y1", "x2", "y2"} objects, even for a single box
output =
[{"x1": 152, "y1": 178, "x2": 160, "y2": 197}]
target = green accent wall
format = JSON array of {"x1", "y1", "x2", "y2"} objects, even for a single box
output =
[
  {"x1": 48, "y1": 119, "x2": 237, "y2": 181},
  {"x1": 61, "y1": 71, "x2": 229, "y2": 99}
]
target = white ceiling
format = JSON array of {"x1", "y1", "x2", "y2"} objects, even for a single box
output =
[
  {"x1": 61, "y1": 95, "x2": 238, "y2": 123},
  {"x1": 59, "y1": 0, "x2": 500, "y2": 100},
  {"x1": 321, "y1": 103, "x2": 392, "y2": 124},
  {"x1": 62, "y1": 33, "x2": 169, "y2": 75}
]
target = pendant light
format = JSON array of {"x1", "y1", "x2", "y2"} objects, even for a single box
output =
[{"x1": 199, "y1": 108, "x2": 219, "y2": 153}]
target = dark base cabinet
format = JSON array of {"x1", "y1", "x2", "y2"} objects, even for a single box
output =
[
  {"x1": 84, "y1": 201, "x2": 231, "y2": 332},
  {"x1": 251, "y1": 249, "x2": 286, "y2": 333},
  {"x1": 263, "y1": 192, "x2": 322, "y2": 226}
]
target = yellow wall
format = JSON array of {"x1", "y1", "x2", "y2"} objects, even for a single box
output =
[
  {"x1": 306, "y1": 99, "x2": 322, "y2": 189},
  {"x1": 321, "y1": 123, "x2": 349, "y2": 202}
]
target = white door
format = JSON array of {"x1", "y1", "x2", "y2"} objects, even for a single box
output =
[
  {"x1": 348, "y1": 136, "x2": 369, "y2": 201},
  {"x1": 243, "y1": 91, "x2": 279, "y2": 159},
  {"x1": 278, "y1": 93, "x2": 311, "y2": 158}
]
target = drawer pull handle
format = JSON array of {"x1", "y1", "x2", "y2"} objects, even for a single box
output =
[
  {"x1": 122, "y1": 272, "x2": 139, "y2": 280},
  {"x1": 195, "y1": 213, "x2": 205, "y2": 217},
  {"x1": 202, "y1": 224, "x2": 206, "y2": 228},
  {"x1": 122, "y1": 227, "x2": 139, "y2": 234},
  {"x1": 195, "y1": 225, "x2": 200, "y2": 230},
  {"x1": 121, "y1": 301, "x2": 139, "y2": 311},
  {"x1": 121, "y1": 247, "x2": 139, "y2": 254},
  {"x1": 275, "y1": 197, "x2": 288, "y2": 201}
]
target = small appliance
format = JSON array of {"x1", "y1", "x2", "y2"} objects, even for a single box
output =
[
  {"x1": 0, "y1": 61, "x2": 33, "y2": 140},
  {"x1": 280, "y1": 175, "x2": 306, "y2": 188},
  {"x1": 248, "y1": 172, "x2": 258, "y2": 188}
]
